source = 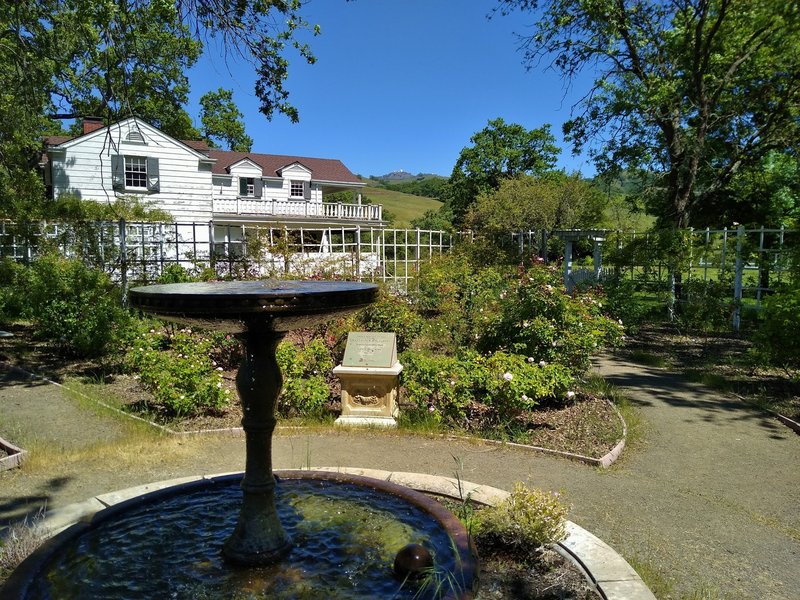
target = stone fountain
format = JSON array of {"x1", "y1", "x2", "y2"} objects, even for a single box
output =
[{"x1": 1, "y1": 280, "x2": 478, "y2": 599}]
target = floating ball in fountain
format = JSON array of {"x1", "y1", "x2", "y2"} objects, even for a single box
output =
[{"x1": 393, "y1": 543, "x2": 434, "y2": 580}]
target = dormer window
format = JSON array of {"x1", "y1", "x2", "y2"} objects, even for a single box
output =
[
  {"x1": 239, "y1": 177, "x2": 262, "y2": 198},
  {"x1": 290, "y1": 180, "x2": 305, "y2": 198}
]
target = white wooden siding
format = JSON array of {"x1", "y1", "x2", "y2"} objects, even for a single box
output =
[{"x1": 50, "y1": 119, "x2": 214, "y2": 222}]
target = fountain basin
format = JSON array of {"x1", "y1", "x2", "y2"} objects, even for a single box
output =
[
  {"x1": 128, "y1": 280, "x2": 380, "y2": 333},
  {"x1": 2, "y1": 471, "x2": 478, "y2": 599}
]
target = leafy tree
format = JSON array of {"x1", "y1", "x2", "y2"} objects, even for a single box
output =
[
  {"x1": 694, "y1": 151, "x2": 800, "y2": 227},
  {"x1": 498, "y1": 0, "x2": 800, "y2": 228},
  {"x1": 199, "y1": 88, "x2": 253, "y2": 152},
  {"x1": 466, "y1": 173, "x2": 606, "y2": 235},
  {"x1": 0, "y1": 0, "x2": 319, "y2": 219},
  {"x1": 446, "y1": 118, "x2": 560, "y2": 224}
]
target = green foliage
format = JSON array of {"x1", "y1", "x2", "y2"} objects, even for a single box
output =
[
  {"x1": 199, "y1": 88, "x2": 253, "y2": 152},
  {"x1": 0, "y1": 259, "x2": 29, "y2": 325},
  {"x1": 401, "y1": 350, "x2": 574, "y2": 430},
  {"x1": 384, "y1": 176, "x2": 448, "y2": 200},
  {"x1": 466, "y1": 172, "x2": 606, "y2": 235},
  {"x1": 446, "y1": 118, "x2": 560, "y2": 224},
  {"x1": 1, "y1": 0, "x2": 318, "y2": 218},
  {"x1": 124, "y1": 325, "x2": 230, "y2": 418},
  {"x1": 474, "y1": 483, "x2": 569, "y2": 553},
  {"x1": 23, "y1": 254, "x2": 130, "y2": 357},
  {"x1": 276, "y1": 338, "x2": 334, "y2": 418},
  {"x1": 156, "y1": 263, "x2": 196, "y2": 284},
  {"x1": 410, "y1": 207, "x2": 455, "y2": 232},
  {"x1": 37, "y1": 195, "x2": 174, "y2": 222},
  {"x1": 499, "y1": 0, "x2": 800, "y2": 228},
  {"x1": 678, "y1": 279, "x2": 734, "y2": 333},
  {"x1": 752, "y1": 289, "x2": 800, "y2": 374},
  {"x1": 353, "y1": 290, "x2": 424, "y2": 353}
]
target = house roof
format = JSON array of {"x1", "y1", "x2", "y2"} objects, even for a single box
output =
[
  {"x1": 206, "y1": 149, "x2": 362, "y2": 185},
  {"x1": 44, "y1": 123, "x2": 362, "y2": 186}
]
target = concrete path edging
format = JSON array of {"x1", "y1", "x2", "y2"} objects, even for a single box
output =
[
  {"x1": 33, "y1": 468, "x2": 655, "y2": 600},
  {"x1": 0, "y1": 437, "x2": 26, "y2": 472}
]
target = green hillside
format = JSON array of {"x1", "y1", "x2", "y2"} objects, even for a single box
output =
[{"x1": 361, "y1": 180, "x2": 443, "y2": 227}]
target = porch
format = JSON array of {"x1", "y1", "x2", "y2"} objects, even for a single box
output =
[{"x1": 213, "y1": 199, "x2": 383, "y2": 222}]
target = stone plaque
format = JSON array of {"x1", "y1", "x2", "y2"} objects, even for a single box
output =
[{"x1": 342, "y1": 332, "x2": 397, "y2": 368}]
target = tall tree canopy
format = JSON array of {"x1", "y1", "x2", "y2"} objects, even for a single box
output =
[
  {"x1": 466, "y1": 172, "x2": 606, "y2": 235},
  {"x1": 200, "y1": 88, "x2": 253, "y2": 152},
  {"x1": 498, "y1": 0, "x2": 800, "y2": 228},
  {"x1": 0, "y1": 0, "x2": 318, "y2": 216},
  {"x1": 446, "y1": 118, "x2": 560, "y2": 224}
]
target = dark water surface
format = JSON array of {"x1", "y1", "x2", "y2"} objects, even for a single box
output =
[{"x1": 29, "y1": 479, "x2": 464, "y2": 599}]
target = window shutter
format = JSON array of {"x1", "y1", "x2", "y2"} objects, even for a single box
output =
[
  {"x1": 304, "y1": 182, "x2": 310, "y2": 200},
  {"x1": 111, "y1": 155, "x2": 124, "y2": 190},
  {"x1": 254, "y1": 179, "x2": 263, "y2": 198},
  {"x1": 146, "y1": 157, "x2": 160, "y2": 192},
  {"x1": 239, "y1": 177, "x2": 248, "y2": 196}
]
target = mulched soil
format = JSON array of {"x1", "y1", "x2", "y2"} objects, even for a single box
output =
[
  {"x1": 477, "y1": 548, "x2": 598, "y2": 599},
  {"x1": 0, "y1": 324, "x2": 624, "y2": 458}
]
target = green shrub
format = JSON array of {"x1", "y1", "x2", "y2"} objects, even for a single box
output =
[
  {"x1": 276, "y1": 338, "x2": 334, "y2": 417},
  {"x1": 599, "y1": 274, "x2": 649, "y2": 333},
  {"x1": 478, "y1": 262, "x2": 624, "y2": 373},
  {"x1": 678, "y1": 279, "x2": 734, "y2": 332},
  {"x1": 353, "y1": 289, "x2": 424, "y2": 352},
  {"x1": 474, "y1": 483, "x2": 569, "y2": 554},
  {"x1": 156, "y1": 263, "x2": 196, "y2": 284},
  {"x1": 24, "y1": 254, "x2": 130, "y2": 357},
  {"x1": 401, "y1": 349, "x2": 574, "y2": 430},
  {"x1": 400, "y1": 351, "x2": 476, "y2": 425},
  {"x1": 0, "y1": 258, "x2": 29, "y2": 326},
  {"x1": 752, "y1": 288, "x2": 800, "y2": 373},
  {"x1": 124, "y1": 326, "x2": 230, "y2": 418}
]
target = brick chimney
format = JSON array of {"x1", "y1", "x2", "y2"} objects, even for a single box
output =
[{"x1": 82, "y1": 116, "x2": 104, "y2": 135}]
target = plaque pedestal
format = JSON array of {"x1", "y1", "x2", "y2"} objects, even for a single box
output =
[{"x1": 333, "y1": 363, "x2": 403, "y2": 428}]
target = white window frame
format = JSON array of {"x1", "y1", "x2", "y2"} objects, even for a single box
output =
[
  {"x1": 124, "y1": 156, "x2": 147, "y2": 189},
  {"x1": 290, "y1": 180, "x2": 305, "y2": 198}
]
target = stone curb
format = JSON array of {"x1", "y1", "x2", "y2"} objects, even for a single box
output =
[
  {"x1": 32, "y1": 469, "x2": 655, "y2": 600},
  {"x1": 0, "y1": 436, "x2": 26, "y2": 472}
]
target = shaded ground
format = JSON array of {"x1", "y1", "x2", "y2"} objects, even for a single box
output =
[
  {"x1": 620, "y1": 323, "x2": 800, "y2": 421},
  {"x1": 1, "y1": 340, "x2": 799, "y2": 598}
]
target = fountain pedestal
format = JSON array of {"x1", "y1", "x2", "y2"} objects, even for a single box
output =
[
  {"x1": 127, "y1": 280, "x2": 379, "y2": 566},
  {"x1": 222, "y1": 326, "x2": 290, "y2": 564}
]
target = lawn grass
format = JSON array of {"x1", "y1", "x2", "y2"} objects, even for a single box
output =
[{"x1": 360, "y1": 180, "x2": 443, "y2": 227}]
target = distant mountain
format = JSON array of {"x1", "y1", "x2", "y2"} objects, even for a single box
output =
[{"x1": 372, "y1": 170, "x2": 443, "y2": 182}]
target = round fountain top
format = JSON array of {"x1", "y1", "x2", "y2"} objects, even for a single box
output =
[{"x1": 129, "y1": 280, "x2": 379, "y2": 332}]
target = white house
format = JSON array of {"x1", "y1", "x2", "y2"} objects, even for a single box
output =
[{"x1": 42, "y1": 117, "x2": 382, "y2": 266}]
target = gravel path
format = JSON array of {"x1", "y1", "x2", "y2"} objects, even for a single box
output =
[{"x1": 1, "y1": 356, "x2": 799, "y2": 599}]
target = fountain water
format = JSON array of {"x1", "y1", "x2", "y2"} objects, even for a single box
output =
[{"x1": 1, "y1": 281, "x2": 478, "y2": 599}]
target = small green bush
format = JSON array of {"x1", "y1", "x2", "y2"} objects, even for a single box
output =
[
  {"x1": 401, "y1": 349, "x2": 574, "y2": 430},
  {"x1": 678, "y1": 279, "x2": 733, "y2": 333},
  {"x1": 276, "y1": 338, "x2": 334, "y2": 417},
  {"x1": 24, "y1": 254, "x2": 130, "y2": 357},
  {"x1": 752, "y1": 288, "x2": 800, "y2": 373},
  {"x1": 0, "y1": 258, "x2": 29, "y2": 326},
  {"x1": 124, "y1": 326, "x2": 230, "y2": 418},
  {"x1": 474, "y1": 483, "x2": 569, "y2": 554},
  {"x1": 353, "y1": 290, "x2": 424, "y2": 352}
]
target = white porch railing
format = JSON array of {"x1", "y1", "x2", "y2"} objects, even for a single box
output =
[{"x1": 213, "y1": 198, "x2": 383, "y2": 222}]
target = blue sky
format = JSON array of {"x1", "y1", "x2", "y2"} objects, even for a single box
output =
[{"x1": 187, "y1": 0, "x2": 596, "y2": 178}]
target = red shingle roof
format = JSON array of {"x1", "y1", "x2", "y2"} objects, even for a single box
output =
[
  {"x1": 43, "y1": 134, "x2": 360, "y2": 185},
  {"x1": 206, "y1": 149, "x2": 361, "y2": 184}
]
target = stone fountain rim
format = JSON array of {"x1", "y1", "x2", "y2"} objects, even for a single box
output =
[{"x1": 1, "y1": 470, "x2": 479, "y2": 600}]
